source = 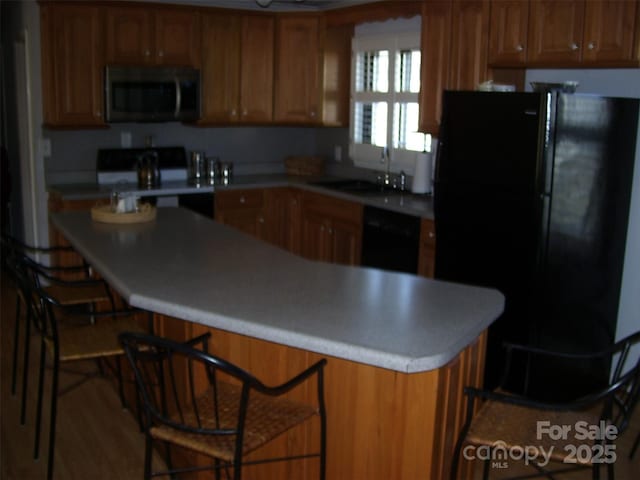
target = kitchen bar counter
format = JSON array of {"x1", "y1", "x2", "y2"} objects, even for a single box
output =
[
  {"x1": 51, "y1": 207, "x2": 502, "y2": 479},
  {"x1": 48, "y1": 173, "x2": 435, "y2": 219},
  {"x1": 51, "y1": 207, "x2": 502, "y2": 373}
]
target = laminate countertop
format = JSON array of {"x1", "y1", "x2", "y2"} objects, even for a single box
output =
[
  {"x1": 50, "y1": 207, "x2": 504, "y2": 373},
  {"x1": 48, "y1": 174, "x2": 434, "y2": 219}
]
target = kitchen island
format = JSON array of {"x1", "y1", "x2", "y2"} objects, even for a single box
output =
[{"x1": 51, "y1": 207, "x2": 503, "y2": 479}]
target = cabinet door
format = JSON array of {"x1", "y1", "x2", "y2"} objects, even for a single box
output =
[
  {"x1": 582, "y1": 0, "x2": 638, "y2": 65},
  {"x1": 41, "y1": 4, "x2": 105, "y2": 127},
  {"x1": 239, "y1": 15, "x2": 275, "y2": 122},
  {"x1": 274, "y1": 15, "x2": 321, "y2": 123},
  {"x1": 488, "y1": 0, "x2": 529, "y2": 65},
  {"x1": 419, "y1": 1, "x2": 452, "y2": 135},
  {"x1": 154, "y1": 8, "x2": 200, "y2": 67},
  {"x1": 217, "y1": 209, "x2": 266, "y2": 239},
  {"x1": 200, "y1": 13, "x2": 241, "y2": 123},
  {"x1": 450, "y1": 0, "x2": 490, "y2": 90},
  {"x1": 330, "y1": 218, "x2": 362, "y2": 266},
  {"x1": 264, "y1": 188, "x2": 302, "y2": 253},
  {"x1": 322, "y1": 24, "x2": 352, "y2": 127},
  {"x1": 301, "y1": 211, "x2": 332, "y2": 262},
  {"x1": 528, "y1": 0, "x2": 585, "y2": 65},
  {"x1": 106, "y1": 6, "x2": 152, "y2": 64},
  {"x1": 418, "y1": 218, "x2": 436, "y2": 278},
  {"x1": 215, "y1": 189, "x2": 267, "y2": 240}
]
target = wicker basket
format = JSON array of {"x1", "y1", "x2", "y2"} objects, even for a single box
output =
[
  {"x1": 91, "y1": 203, "x2": 156, "y2": 224},
  {"x1": 284, "y1": 156, "x2": 324, "y2": 176}
]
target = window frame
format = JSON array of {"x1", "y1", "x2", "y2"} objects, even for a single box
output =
[{"x1": 349, "y1": 30, "x2": 424, "y2": 174}]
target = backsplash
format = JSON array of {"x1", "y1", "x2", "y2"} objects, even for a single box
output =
[{"x1": 44, "y1": 124, "x2": 350, "y2": 185}]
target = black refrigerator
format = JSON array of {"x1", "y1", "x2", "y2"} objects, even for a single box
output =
[{"x1": 433, "y1": 90, "x2": 639, "y2": 400}]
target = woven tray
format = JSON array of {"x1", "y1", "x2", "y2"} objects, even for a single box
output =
[
  {"x1": 284, "y1": 156, "x2": 324, "y2": 176},
  {"x1": 91, "y1": 203, "x2": 156, "y2": 224}
]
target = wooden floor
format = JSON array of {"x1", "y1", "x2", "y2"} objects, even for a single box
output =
[
  {"x1": 0, "y1": 272, "x2": 165, "y2": 479},
  {"x1": 1, "y1": 270, "x2": 639, "y2": 479}
]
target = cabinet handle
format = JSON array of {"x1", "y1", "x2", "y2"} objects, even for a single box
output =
[
  {"x1": 230, "y1": 109, "x2": 237, "y2": 117},
  {"x1": 587, "y1": 41, "x2": 596, "y2": 50},
  {"x1": 239, "y1": 196, "x2": 246, "y2": 204},
  {"x1": 328, "y1": 228, "x2": 333, "y2": 235},
  {"x1": 242, "y1": 109, "x2": 248, "y2": 117},
  {"x1": 310, "y1": 111, "x2": 316, "y2": 118},
  {"x1": 569, "y1": 42, "x2": 579, "y2": 51},
  {"x1": 158, "y1": 50, "x2": 164, "y2": 58},
  {"x1": 258, "y1": 216, "x2": 265, "y2": 224},
  {"x1": 95, "y1": 111, "x2": 102, "y2": 118},
  {"x1": 144, "y1": 49, "x2": 151, "y2": 57},
  {"x1": 515, "y1": 44, "x2": 524, "y2": 52},
  {"x1": 428, "y1": 231, "x2": 435, "y2": 238},
  {"x1": 320, "y1": 225, "x2": 325, "y2": 232}
]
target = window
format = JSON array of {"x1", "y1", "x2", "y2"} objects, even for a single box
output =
[{"x1": 350, "y1": 28, "x2": 430, "y2": 174}]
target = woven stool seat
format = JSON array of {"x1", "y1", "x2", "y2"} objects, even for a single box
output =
[
  {"x1": 467, "y1": 396, "x2": 602, "y2": 465},
  {"x1": 120, "y1": 332, "x2": 327, "y2": 480},
  {"x1": 151, "y1": 380, "x2": 318, "y2": 462},
  {"x1": 47, "y1": 316, "x2": 147, "y2": 362},
  {"x1": 450, "y1": 332, "x2": 640, "y2": 480},
  {"x1": 44, "y1": 283, "x2": 111, "y2": 306}
]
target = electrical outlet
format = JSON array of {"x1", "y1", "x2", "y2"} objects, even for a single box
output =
[
  {"x1": 334, "y1": 145, "x2": 342, "y2": 162},
  {"x1": 121, "y1": 132, "x2": 132, "y2": 148},
  {"x1": 41, "y1": 138, "x2": 52, "y2": 157}
]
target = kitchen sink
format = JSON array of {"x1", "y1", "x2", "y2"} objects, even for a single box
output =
[{"x1": 310, "y1": 179, "x2": 402, "y2": 195}]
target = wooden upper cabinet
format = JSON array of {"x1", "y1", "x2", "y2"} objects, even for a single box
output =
[
  {"x1": 155, "y1": 9, "x2": 201, "y2": 67},
  {"x1": 419, "y1": 0, "x2": 489, "y2": 134},
  {"x1": 488, "y1": 0, "x2": 529, "y2": 65},
  {"x1": 450, "y1": 0, "x2": 490, "y2": 90},
  {"x1": 321, "y1": 24, "x2": 352, "y2": 127},
  {"x1": 200, "y1": 12, "x2": 241, "y2": 123},
  {"x1": 419, "y1": 1, "x2": 453, "y2": 135},
  {"x1": 105, "y1": 6, "x2": 199, "y2": 67},
  {"x1": 527, "y1": 0, "x2": 585, "y2": 65},
  {"x1": 239, "y1": 14, "x2": 275, "y2": 123},
  {"x1": 40, "y1": 3, "x2": 106, "y2": 128},
  {"x1": 274, "y1": 14, "x2": 322, "y2": 124},
  {"x1": 582, "y1": 0, "x2": 639, "y2": 65},
  {"x1": 528, "y1": 0, "x2": 639, "y2": 66}
]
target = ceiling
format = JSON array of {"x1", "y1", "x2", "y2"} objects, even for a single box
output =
[{"x1": 132, "y1": 0, "x2": 377, "y2": 11}]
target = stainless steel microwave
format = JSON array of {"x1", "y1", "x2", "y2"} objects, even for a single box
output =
[{"x1": 105, "y1": 66, "x2": 201, "y2": 123}]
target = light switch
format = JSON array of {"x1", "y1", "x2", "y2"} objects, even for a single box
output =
[
  {"x1": 121, "y1": 132, "x2": 132, "y2": 148},
  {"x1": 41, "y1": 138, "x2": 52, "y2": 157}
]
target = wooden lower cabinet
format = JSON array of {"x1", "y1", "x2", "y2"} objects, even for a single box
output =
[
  {"x1": 153, "y1": 315, "x2": 487, "y2": 480},
  {"x1": 300, "y1": 191, "x2": 362, "y2": 266},
  {"x1": 215, "y1": 188, "x2": 268, "y2": 240},
  {"x1": 264, "y1": 187, "x2": 303, "y2": 254},
  {"x1": 418, "y1": 217, "x2": 436, "y2": 278}
]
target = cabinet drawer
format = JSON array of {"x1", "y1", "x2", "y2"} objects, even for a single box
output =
[
  {"x1": 215, "y1": 189, "x2": 264, "y2": 210},
  {"x1": 302, "y1": 191, "x2": 362, "y2": 225}
]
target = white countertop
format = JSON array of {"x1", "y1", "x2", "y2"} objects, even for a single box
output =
[
  {"x1": 50, "y1": 208, "x2": 503, "y2": 373},
  {"x1": 48, "y1": 174, "x2": 434, "y2": 219}
]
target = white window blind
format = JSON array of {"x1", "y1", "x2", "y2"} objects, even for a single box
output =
[{"x1": 350, "y1": 29, "x2": 430, "y2": 174}]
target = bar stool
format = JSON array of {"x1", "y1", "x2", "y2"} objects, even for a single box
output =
[
  {"x1": 120, "y1": 331, "x2": 327, "y2": 480},
  {"x1": 1, "y1": 234, "x2": 116, "y2": 425},
  {"x1": 13, "y1": 256, "x2": 149, "y2": 480}
]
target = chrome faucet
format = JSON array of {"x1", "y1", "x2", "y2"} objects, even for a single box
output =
[{"x1": 380, "y1": 147, "x2": 391, "y2": 186}]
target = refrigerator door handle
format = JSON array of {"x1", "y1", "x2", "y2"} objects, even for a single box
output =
[{"x1": 536, "y1": 192, "x2": 552, "y2": 280}]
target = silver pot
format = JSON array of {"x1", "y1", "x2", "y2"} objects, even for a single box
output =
[{"x1": 189, "y1": 151, "x2": 206, "y2": 181}]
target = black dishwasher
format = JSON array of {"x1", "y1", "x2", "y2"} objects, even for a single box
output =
[{"x1": 361, "y1": 205, "x2": 421, "y2": 274}]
